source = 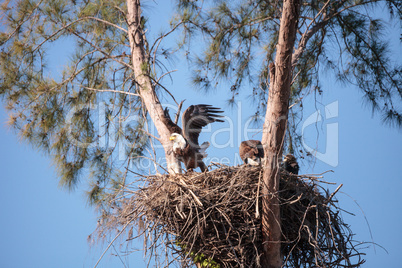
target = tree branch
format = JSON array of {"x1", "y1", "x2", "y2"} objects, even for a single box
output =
[
  {"x1": 82, "y1": 16, "x2": 128, "y2": 33},
  {"x1": 292, "y1": 0, "x2": 332, "y2": 66},
  {"x1": 0, "y1": 0, "x2": 44, "y2": 46},
  {"x1": 67, "y1": 29, "x2": 134, "y2": 71},
  {"x1": 93, "y1": 220, "x2": 133, "y2": 268},
  {"x1": 32, "y1": 16, "x2": 127, "y2": 53},
  {"x1": 292, "y1": 0, "x2": 365, "y2": 66},
  {"x1": 81, "y1": 86, "x2": 140, "y2": 97},
  {"x1": 174, "y1": 99, "x2": 185, "y2": 125}
]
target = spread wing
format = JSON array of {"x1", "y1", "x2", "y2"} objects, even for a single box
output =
[
  {"x1": 182, "y1": 104, "x2": 224, "y2": 147},
  {"x1": 162, "y1": 107, "x2": 182, "y2": 134}
]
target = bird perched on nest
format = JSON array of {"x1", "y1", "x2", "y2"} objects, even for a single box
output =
[
  {"x1": 281, "y1": 154, "x2": 299, "y2": 175},
  {"x1": 239, "y1": 140, "x2": 264, "y2": 166},
  {"x1": 163, "y1": 104, "x2": 224, "y2": 172}
]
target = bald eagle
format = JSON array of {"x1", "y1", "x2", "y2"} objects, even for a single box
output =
[
  {"x1": 163, "y1": 104, "x2": 224, "y2": 172},
  {"x1": 281, "y1": 154, "x2": 299, "y2": 174},
  {"x1": 239, "y1": 140, "x2": 264, "y2": 165}
]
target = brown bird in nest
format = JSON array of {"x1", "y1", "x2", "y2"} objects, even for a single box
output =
[
  {"x1": 281, "y1": 154, "x2": 299, "y2": 175},
  {"x1": 239, "y1": 140, "x2": 264, "y2": 166},
  {"x1": 163, "y1": 104, "x2": 224, "y2": 172}
]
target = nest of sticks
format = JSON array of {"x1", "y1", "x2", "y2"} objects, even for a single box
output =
[{"x1": 97, "y1": 165, "x2": 365, "y2": 267}]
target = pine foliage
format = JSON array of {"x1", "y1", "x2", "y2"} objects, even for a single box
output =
[
  {"x1": 173, "y1": 0, "x2": 402, "y2": 154},
  {"x1": 0, "y1": 1, "x2": 401, "y2": 266},
  {"x1": 0, "y1": 0, "x2": 151, "y2": 201}
]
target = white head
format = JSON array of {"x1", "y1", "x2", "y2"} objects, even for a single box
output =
[{"x1": 169, "y1": 133, "x2": 187, "y2": 150}]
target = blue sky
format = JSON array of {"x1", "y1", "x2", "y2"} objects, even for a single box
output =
[
  {"x1": 2, "y1": 75, "x2": 402, "y2": 268},
  {"x1": 1, "y1": 1, "x2": 401, "y2": 268}
]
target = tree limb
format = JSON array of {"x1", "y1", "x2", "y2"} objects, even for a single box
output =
[
  {"x1": 0, "y1": 0, "x2": 44, "y2": 46},
  {"x1": 292, "y1": 0, "x2": 353, "y2": 66},
  {"x1": 81, "y1": 86, "x2": 140, "y2": 97},
  {"x1": 82, "y1": 16, "x2": 128, "y2": 33},
  {"x1": 174, "y1": 99, "x2": 185, "y2": 125}
]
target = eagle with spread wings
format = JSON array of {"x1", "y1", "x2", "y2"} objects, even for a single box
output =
[{"x1": 162, "y1": 104, "x2": 224, "y2": 172}]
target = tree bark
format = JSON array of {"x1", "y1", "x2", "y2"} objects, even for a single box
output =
[
  {"x1": 126, "y1": 0, "x2": 181, "y2": 174},
  {"x1": 261, "y1": 0, "x2": 300, "y2": 267}
]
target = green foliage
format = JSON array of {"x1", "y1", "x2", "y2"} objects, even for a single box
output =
[
  {"x1": 0, "y1": 0, "x2": 151, "y2": 204},
  {"x1": 175, "y1": 240, "x2": 220, "y2": 268},
  {"x1": 174, "y1": 0, "x2": 402, "y2": 155},
  {"x1": 335, "y1": 11, "x2": 402, "y2": 127},
  {"x1": 0, "y1": 0, "x2": 401, "y2": 264}
]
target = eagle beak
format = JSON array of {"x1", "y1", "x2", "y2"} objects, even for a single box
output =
[{"x1": 169, "y1": 136, "x2": 175, "y2": 141}]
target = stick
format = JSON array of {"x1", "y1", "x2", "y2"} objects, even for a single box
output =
[
  {"x1": 325, "y1": 183, "x2": 343, "y2": 204},
  {"x1": 178, "y1": 178, "x2": 203, "y2": 207},
  {"x1": 93, "y1": 220, "x2": 132, "y2": 268},
  {"x1": 174, "y1": 100, "x2": 185, "y2": 125}
]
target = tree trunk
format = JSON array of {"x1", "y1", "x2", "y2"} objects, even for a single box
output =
[
  {"x1": 261, "y1": 0, "x2": 300, "y2": 267},
  {"x1": 126, "y1": 0, "x2": 181, "y2": 174}
]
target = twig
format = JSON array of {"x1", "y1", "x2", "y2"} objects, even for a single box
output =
[
  {"x1": 177, "y1": 178, "x2": 203, "y2": 207},
  {"x1": 82, "y1": 16, "x2": 128, "y2": 33},
  {"x1": 255, "y1": 170, "x2": 262, "y2": 219},
  {"x1": 325, "y1": 184, "x2": 343, "y2": 204},
  {"x1": 81, "y1": 86, "x2": 140, "y2": 97},
  {"x1": 93, "y1": 220, "x2": 132, "y2": 268},
  {"x1": 174, "y1": 100, "x2": 185, "y2": 125}
]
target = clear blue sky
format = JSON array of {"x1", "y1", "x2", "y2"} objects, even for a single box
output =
[{"x1": 1, "y1": 1, "x2": 401, "y2": 268}]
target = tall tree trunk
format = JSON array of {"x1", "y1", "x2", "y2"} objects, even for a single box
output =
[
  {"x1": 261, "y1": 0, "x2": 300, "y2": 267},
  {"x1": 126, "y1": 0, "x2": 181, "y2": 174}
]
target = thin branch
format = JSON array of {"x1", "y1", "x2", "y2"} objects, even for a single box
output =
[
  {"x1": 150, "y1": 21, "x2": 185, "y2": 60},
  {"x1": 325, "y1": 183, "x2": 343, "y2": 204},
  {"x1": 147, "y1": 74, "x2": 179, "y2": 106},
  {"x1": 154, "y1": 69, "x2": 178, "y2": 87},
  {"x1": 292, "y1": 0, "x2": 351, "y2": 66},
  {"x1": 33, "y1": 11, "x2": 129, "y2": 51},
  {"x1": 138, "y1": 128, "x2": 161, "y2": 143},
  {"x1": 338, "y1": 15, "x2": 401, "y2": 93},
  {"x1": 174, "y1": 99, "x2": 185, "y2": 125},
  {"x1": 1, "y1": 0, "x2": 44, "y2": 46},
  {"x1": 32, "y1": 16, "x2": 126, "y2": 53},
  {"x1": 67, "y1": 29, "x2": 134, "y2": 71},
  {"x1": 93, "y1": 220, "x2": 133, "y2": 268},
  {"x1": 293, "y1": 0, "x2": 383, "y2": 67},
  {"x1": 81, "y1": 86, "x2": 140, "y2": 97},
  {"x1": 82, "y1": 16, "x2": 128, "y2": 33}
]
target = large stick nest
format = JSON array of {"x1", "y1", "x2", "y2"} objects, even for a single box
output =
[{"x1": 97, "y1": 165, "x2": 365, "y2": 267}]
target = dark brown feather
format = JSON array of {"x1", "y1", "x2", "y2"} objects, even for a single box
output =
[
  {"x1": 182, "y1": 104, "x2": 224, "y2": 147},
  {"x1": 162, "y1": 107, "x2": 182, "y2": 134},
  {"x1": 281, "y1": 154, "x2": 299, "y2": 174},
  {"x1": 239, "y1": 140, "x2": 264, "y2": 164},
  {"x1": 163, "y1": 104, "x2": 224, "y2": 172},
  {"x1": 174, "y1": 146, "x2": 207, "y2": 172}
]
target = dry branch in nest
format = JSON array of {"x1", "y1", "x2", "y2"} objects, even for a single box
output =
[{"x1": 95, "y1": 165, "x2": 365, "y2": 268}]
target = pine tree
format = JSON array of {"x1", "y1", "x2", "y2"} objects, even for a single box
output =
[
  {"x1": 0, "y1": 0, "x2": 181, "y2": 205},
  {"x1": 1, "y1": 0, "x2": 401, "y2": 267}
]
